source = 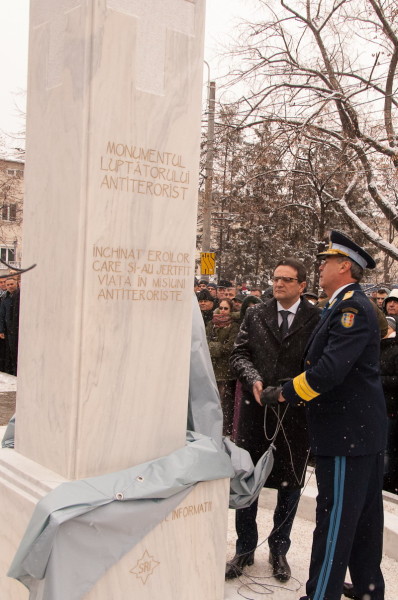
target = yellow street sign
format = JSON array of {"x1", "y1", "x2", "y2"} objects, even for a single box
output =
[{"x1": 200, "y1": 252, "x2": 216, "y2": 275}]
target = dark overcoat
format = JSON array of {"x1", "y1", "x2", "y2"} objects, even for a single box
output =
[
  {"x1": 230, "y1": 297, "x2": 320, "y2": 489},
  {"x1": 380, "y1": 336, "x2": 398, "y2": 418}
]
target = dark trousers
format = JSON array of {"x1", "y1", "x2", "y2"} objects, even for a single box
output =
[
  {"x1": 7, "y1": 334, "x2": 18, "y2": 376},
  {"x1": 306, "y1": 453, "x2": 385, "y2": 600},
  {"x1": 235, "y1": 487, "x2": 301, "y2": 557},
  {"x1": 0, "y1": 337, "x2": 6, "y2": 372},
  {"x1": 384, "y1": 417, "x2": 398, "y2": 494}
]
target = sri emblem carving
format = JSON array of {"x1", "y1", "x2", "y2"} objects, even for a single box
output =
[{"x1": 130, "y1": 549, "x2": 160, "y2": 584}]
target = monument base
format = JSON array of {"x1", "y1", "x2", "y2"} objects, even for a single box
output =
[{"x1": 0, "y1": 447, "x2": 229, "y2": 599}]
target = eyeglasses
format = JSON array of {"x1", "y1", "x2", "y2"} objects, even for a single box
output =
[{"x1": 272, "y1": 276, "x2": 298, "y2": 283}]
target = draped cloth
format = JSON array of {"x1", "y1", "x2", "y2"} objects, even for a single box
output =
[
  {"x1": 2, "y1": 413, "x2": 15, "y2": 447},
  {"x1": 8, "y1": 297, "x2": 274, "y2": 599}
]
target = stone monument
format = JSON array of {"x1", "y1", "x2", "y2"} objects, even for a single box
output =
[{"x1": 0, "y1": 1, "x2": 230, "y2": 598}]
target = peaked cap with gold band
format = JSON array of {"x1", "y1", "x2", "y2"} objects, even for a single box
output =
[{"x1": 317, "y1": 230, "x2": 376, "y2": 270}]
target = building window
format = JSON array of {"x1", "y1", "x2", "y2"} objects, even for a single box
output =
[
  {"x1": 6, "y1": 169, "x2": 23, "y2": 178},
  {"x1": 1, "y1": 203, "x2": 17, "y2": 221},
  {"x1": 0, "y1": 248, "x2": 15, "y2": 265}
]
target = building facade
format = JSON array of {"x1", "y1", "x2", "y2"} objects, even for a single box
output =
[{"x1": 0, "y1": 158, "x2": 24, "y2": 271}]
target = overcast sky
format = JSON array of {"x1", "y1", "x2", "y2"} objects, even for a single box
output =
[
  {"x1": 0, "y1": 0, "x2": 29, "y2": 146},
  {"x1": 0, "y1": 0, "x2": 257, "y2": 151}
]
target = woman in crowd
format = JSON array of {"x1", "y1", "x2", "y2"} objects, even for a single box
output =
[
  {"x1": 206, "y1": 298, "x2": 240, "y2": 436},
  {"x1": 380, "y1": 316, "x2": 398, "y2": 494}
]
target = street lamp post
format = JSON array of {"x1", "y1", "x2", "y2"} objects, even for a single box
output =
[{"x1": 202, "y1": 78, "x2": 216, "y2": 253}]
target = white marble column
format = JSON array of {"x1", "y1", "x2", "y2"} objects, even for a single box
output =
[
  {"x1": 18, "y1": 0, "x2": 204, "y2": 479},
  {"x1": 0, "y1": 1, "x2": 230, "y2": 598}
]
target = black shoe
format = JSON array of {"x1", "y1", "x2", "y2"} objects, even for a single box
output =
[
  {"x1": 342, "y1": 582, "x2": 361, "y2": 600},
  {"x1": 268, "y1": 552, "x2": 291, "y2": 582},
  {"x1": 225, "y1": 552, "x2": 255, "y2": 580}
]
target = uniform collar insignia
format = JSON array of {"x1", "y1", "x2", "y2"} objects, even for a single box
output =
[
  {"x1": 328, "y1": 298, "x2": 337, "y2": 309},
  {"x1": 342, "y1": 290, "x2": 355, "y2": 301}
]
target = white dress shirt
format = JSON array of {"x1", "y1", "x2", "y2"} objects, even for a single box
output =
[{"x1": 276, "y1": 297, "x2": 301, "y2": 329}]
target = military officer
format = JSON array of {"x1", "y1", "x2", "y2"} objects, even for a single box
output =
[{"x1": 276, "y1": 231, "x2": 387, "y2": 600}]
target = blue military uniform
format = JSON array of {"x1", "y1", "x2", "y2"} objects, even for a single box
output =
[{"x1": 282, "y1": 233, "x2": 387, "y2": 600}]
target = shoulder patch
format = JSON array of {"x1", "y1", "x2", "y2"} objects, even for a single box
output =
[
  {"x1": 342, "y1": 291, "x2": 355, "y2": 300},
  {"x1": 341, "y1": 312, "x2": 355, "y2": 328}
]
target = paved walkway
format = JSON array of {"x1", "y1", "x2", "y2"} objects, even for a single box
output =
[
  {"x1": 224, "y1": 509, "x2": 398, "y2": 600},
  {"x1": 0, "y1": 371, "x2": 16, "y2": 425},
  {"x1": 224, "y1": 477, "x2": 398, "y2": 600}
]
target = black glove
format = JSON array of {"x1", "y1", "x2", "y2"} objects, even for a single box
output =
[{"x1": 260, "y1": 386, "x2": 282, "y2": 407}]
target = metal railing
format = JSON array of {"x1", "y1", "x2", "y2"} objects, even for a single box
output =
[{"x1": 0, "y1": 262, "x2": 21, "y2": 270}]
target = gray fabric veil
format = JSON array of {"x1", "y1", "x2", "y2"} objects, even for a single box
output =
[{"x1": 7, "y1": 296, "x2": 273, "y2": 599}]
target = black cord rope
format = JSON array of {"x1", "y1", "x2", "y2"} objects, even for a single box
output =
[
  {"x1": 226, "y1": 403, "x2": 314, "y2": 598},
  {"x1": 0, "y1": 258, "x2": 36, "y2": 278}
]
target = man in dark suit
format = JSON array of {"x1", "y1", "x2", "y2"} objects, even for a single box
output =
[
  {"x1": 279, "y1": 232, "x2": 387, "y2": 600},
  {"x1": 227, "y1": 258, "x2": 320, "y2": 581},
  {"x1": 0, "y1": 276, "x2": 20, "y2": 375}
]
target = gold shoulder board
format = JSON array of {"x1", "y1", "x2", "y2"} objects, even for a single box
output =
[{"x1": 342, "y1": 291, "x2": 354, "y2": 300}]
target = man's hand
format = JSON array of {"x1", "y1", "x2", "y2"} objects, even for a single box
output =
[
  {"x1": 260, "y1": 386, "x2": 282, "y2": 406},
  {"x1": 0, "y1": 333, "x2": 5, "y2": 339},
  {"x1": 278, "y1": 391, "x2": 286, "y2": 403},
  {"x1": 253, "y1": 380, "x2": 264, "y2": 406}
]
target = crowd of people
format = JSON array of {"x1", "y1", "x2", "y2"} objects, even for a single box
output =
[{"x1": 195, "y1": 232, "x2": 395, "y2": 600}]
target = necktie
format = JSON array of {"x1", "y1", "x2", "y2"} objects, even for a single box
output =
[{"x1": 279, "y1": 310, "x2": 291, "y2": 338}]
